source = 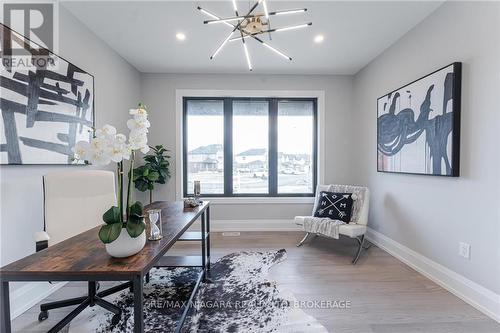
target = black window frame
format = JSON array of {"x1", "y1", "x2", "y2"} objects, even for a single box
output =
[{"x1": 183, "y1": 96, "x2": 318, "y2": 198}]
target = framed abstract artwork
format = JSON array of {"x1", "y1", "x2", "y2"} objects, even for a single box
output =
[
  {"x1": 377, "y1": 62, "x2": 461, "y2": 176},
  {"x1": 0, "y1": 24, "x2": 94, "y2": 165}
]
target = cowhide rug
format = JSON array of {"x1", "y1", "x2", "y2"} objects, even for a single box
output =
[{"x1": 68, "y1": 250, "x2": 328, "y2": 332}]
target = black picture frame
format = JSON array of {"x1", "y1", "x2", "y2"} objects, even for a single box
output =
[
  {"x1": 0, "y1": 23, "x2": 95, "y2": 165},
  {"x1": 376, "y1": 62, "x2": 461, "y2": 177}
]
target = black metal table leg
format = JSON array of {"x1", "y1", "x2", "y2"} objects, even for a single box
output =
[
  {"x1": 206, "y1": 206, "x2": 211, "y2": 271},
  {"x1": 1, "y1": 281, "x2": 11, "y2": 333},
  {"x1": 174, "y1": 269, "x2": 204, "y2": 333},
  {"x1": 88, "y1": 281, "x2": 96, "y2": 307},
  {"x1": 133, "y1": 275, "x2": 144, "y2": 333},
  {"x1": 201, "y1": 211, "x2": 206, "y2": 282}
]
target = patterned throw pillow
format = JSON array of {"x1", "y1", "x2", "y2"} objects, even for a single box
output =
[{"x1": 313, "y1": 191, "x2": 354, "y2": 223}]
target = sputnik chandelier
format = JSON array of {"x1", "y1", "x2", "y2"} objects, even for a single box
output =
[{"x1": 197, "y1": 0, "x2": 311, "y2": 71}]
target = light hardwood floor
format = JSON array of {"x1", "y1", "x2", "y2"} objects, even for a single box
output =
[{"x1": 12, "y1": 232, "x2": 500, "y2": 333}]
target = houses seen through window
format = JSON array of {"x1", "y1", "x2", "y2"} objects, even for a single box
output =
[
  {"x1": 185, "y1": 100, "x2": 224, "y2": 194},
  {"x1": 233, "y1": 101, "x2": 269, "y2": 194}
]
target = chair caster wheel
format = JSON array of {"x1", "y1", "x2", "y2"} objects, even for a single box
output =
[
  {"x1": 38, "y1": 310, "x2": 49, "y2": 322},
  {"x1": 111, "y1": 313, "x2": 121, "y2": 325}
]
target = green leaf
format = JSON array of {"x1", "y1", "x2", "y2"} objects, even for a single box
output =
[
  {"x1": 134, "y1": 179, "x2": 149, "y2": 192},
  {"x1": 126, "y1": 221, "x2": 145, "y2": 238},
  {"x1": 128, "y1": 201, "x2": 144, "y2": 224},
  {"x1": 102, "y1": 206, "x2": 121, "y2": 224},
  {"x1": 148, "y1": 171, "x2": 160, "y2": 181},
  {"x1": 129, "y1": 214, "x2": 143, "y2": 224},
  {"x1": 129, "y1": 201, "x2": 143, "y2": 217},
  {"x1": 99, "y1": 223, "x2": 122, "y2": 243}
]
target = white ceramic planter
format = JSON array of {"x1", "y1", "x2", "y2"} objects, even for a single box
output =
[{"x1": 105, "y1": 228, "x2": 146, "y2": 258}]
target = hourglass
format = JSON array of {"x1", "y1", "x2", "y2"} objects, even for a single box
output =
[{"x1": 147, "y1": 209, "x2": 163, "y2": 241}]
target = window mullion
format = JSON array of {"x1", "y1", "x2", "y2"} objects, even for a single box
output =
[
  {"x1": 268, "y1": 98, "x2": 278, "y2": 196},
  {"x1": 182, "y1": 98, "x2": 188, "y2": 197},
  {"x1": 223, "y1": 98, "x2": 233, "y2": 196}
]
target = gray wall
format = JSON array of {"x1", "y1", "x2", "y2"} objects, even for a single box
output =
[
  {"x1": 352, "y1": 1, "x2": 500, "y2": 293},
  {"x1": 141, "y1": 73, "x2": 354, "y2": 220},
  {"x1": 0, "y1": 6, "x2": 142, "y2": 285}
]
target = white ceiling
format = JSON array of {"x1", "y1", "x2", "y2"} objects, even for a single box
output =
[{"x1": 62, "y1": 1, "x2": 443, "y2": 75}]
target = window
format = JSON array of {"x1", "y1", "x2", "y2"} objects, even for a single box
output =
[
  {"x1": 183, "y1": 97, "x2": 317, "y2": 197},
  {"x1": 278, "y1": 101, "x2": 315, "y2": 194},
  {"x1": 184, "y1": 100, "x2": 224, "y2": 194},
  {"x1": 233, "y1": 101, "x2": 269, "y2": 194}
]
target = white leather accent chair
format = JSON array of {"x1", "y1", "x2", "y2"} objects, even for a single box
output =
[
  {"x1": 295, "y1": 184, "x2": 370, "y2": 264},
  {"x1": 35, "y1": 170, "x2": 124, "y2": 328}
]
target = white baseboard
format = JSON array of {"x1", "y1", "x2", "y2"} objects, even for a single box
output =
[
  {"x1": 365, "y1": 227, "x2": 500, "y2": 323},
  {"x1": 189, "y1": 219, "x2": 302, "y2": 232},
  {"x1": 10, "y1": 282, "x2": 67, "y2": 319}
]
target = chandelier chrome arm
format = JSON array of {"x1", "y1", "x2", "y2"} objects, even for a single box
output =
[
  {"x1": 209, "y1": 0, "x2": 260, "y2": 59},
  {"x1": 198, "y1": 3, "x2": 294, "y2": 63},
  {"x1": 233, "y1": 0, "x2": 253, "y2": 71},
  {"x1": 203, "y1": 8, "x2": 307, "y2": 24}
]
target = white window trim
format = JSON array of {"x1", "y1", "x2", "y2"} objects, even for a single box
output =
[{"x1": 175, "y1": 89, "x2": 325, "y2": 204}]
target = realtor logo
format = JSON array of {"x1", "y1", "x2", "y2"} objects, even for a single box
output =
[{"x1": 1, "y1": 1, "x2": 59, "y2": 70}]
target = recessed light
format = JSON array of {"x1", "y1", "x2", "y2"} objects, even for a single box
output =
[
  {"x1": 314, "y1": 34, "x2": 324, "y2": 43},
  {"x1": 176, "y1": 32, "x2": 186, "y2": 41}
]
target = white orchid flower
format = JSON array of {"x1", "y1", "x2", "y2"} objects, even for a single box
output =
[
  {"x1": 73, "y1": 104, "x2": 150, "y2": 167},
  {"x1": 129, "y1": 133, "x2": 148, "y2": 150},
  {"x1": 130, "y1": 107, "x2": 148, "y2": 117},
  {"x1": 127, "y1": 118, "x2": 150, "y2": 133},
  {"x1": 88, "y1": 147, "x2": 111, "y2": 166},
  {"x1": 90, "y1": 136, "x2": 109, "y2": 151},
  {"x1": 122, "y1": 144, "x2": 132, "y2": 160},
  {"x1": 95, "y1": 125, "x2": 117, "y2": 138},
  {"x1": 109, "y1": 137, "x2": 130, "y2": 162},
  {"x1": 73, "y1": 140, "x2": 91, "y2": 160},
  {"x1": 115, "y1": 133, "x2": 127, "y2": 143}
]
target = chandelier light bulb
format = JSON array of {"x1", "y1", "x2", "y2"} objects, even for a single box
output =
[
  {"x1": 274, "y1": 8, "x2": 307, "y2": 16},
  {"x1": 243, "y1": 43, "x2": 252, "y2": 71},
  {"x1": 263, "y1": 0, "x2": 269, "y2": 18},
  {"x1": 275, "y1": 23, "x2": 312, "y2": 32}
]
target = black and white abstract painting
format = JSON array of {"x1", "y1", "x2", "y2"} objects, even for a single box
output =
[
  {"x1": 0, "y1": 24, "x2": 94, "y2": 165},
  {"x1": 377, "y1": 63, "x2": 461, "y2": 176}
]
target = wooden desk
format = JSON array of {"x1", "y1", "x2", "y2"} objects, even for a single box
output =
[{"x1": 0, "y1": 201, "x2": 211, "y2": 333}]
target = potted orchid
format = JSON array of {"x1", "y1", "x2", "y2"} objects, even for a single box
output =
[{"x1": 74, "y1": 103, "x2": 151, "y2": 258}]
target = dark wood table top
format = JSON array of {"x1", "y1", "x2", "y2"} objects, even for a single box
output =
[{"x1": 0, "y1": 201, "x2": 209, "y2": 281}]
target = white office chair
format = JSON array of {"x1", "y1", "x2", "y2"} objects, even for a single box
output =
[
  {"x1": 295, "y1": 184, "x2": 370, "y2": 264},
  {"x1": 35, "y1": 170, "x2": 125, "y2": 330}
]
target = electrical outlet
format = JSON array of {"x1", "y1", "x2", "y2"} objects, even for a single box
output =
[
  {"x1": 222, "y1": 232, "x2": 240, "y2": 237},
  {"x1": 459, "y1": 242, "x2": 471, "y2": 259}
]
